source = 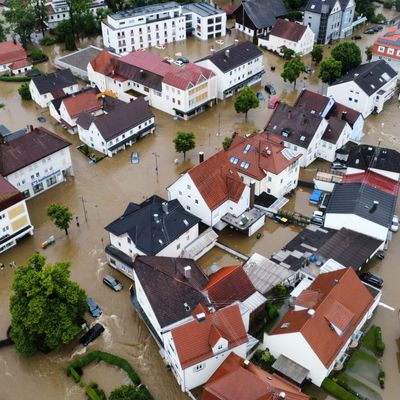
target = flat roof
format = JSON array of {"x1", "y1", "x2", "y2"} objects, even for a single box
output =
[
  {"x1": 56, "y1": 46, "x2": 102, "y2": 72},
  {"x1": 183, "y1": 2, "x2": 224, "y2": 16},
  {"x1": 272, "y1": 355, "x2": 309, "y2": 385},
  {"x1": 110, "y1": 1, "x2": 180, "y2": 20}
]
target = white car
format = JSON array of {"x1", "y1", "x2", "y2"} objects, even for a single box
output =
[
  {"x1": 391, "y1": 215, "x2": 398, "y2": 232},
  {"x1": 174, "y1": 60, "x2": 184, "y2": 66}
]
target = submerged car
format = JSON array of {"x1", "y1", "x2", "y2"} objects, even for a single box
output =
[
  {"x1": 103, "y1": 275, "x2": 123, "y2": 292},
  {"x1": 364, "y1": 28, "x2": 375, "y2": 34},
  {"x1": 360, "y1": 272, "x2": 383, "y2": 289},
  {"x1": 80, "y1": 323, "x2": 105, "y2": 346},
  {"x1": 87, "y1": 297, "x2": 102, "y2": 318},
  {"x1": 331, "y1": 161, "x2": 346, "y2": 170},
  {"x1": 390, "y1": 215, "x2": 399, "y2": 232},
  {"x1": 264, "y1": 83, "x2": 276, "y2": 95}
]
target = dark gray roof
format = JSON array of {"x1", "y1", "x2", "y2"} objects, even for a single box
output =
[
  {"x1": 116, "y1": 60, "x2": 163, "y2": 91},
  {"x1": 182, "y1": 2, "x2": 224, "y2": 16},
  {"x1": 326, "y1": 183, "x2": 397, "y2": 227},
  {"x1": 346, "y1": 144, "x2": 400, "y2": 173},
  {"x1": 105, "y1": 195, "x2": 200, "y2": 256},
  {"x1": 266, "y1": 103, "x2": 323, "y2": 148},
  {"x1": 56, "y1": 46, "x2": 102, "y2": 72},
  {"x1": 305, "y1": 0, "x2": 338, "y2": 14},
  {"x1": 77, "y1": 97, "x2": 154, "y2": 141},
  {"x1": 31, "y1": 69, "x2": 77, "y2": 95},
  {"x1": 237, "y1": 0, "x2": 287, "y2": 29},
  {"x1": 330, "y1": 60, "x2": 397, "y2": 96},
  {"x1": 322, "y1": 116, "x2": 346, "y2": 144},
  {"x1": 132, "y1": 256, "x2": 209, "y2": 328},
  {"x1": 197, "y1": 41, "x2": 262, "y2": 73}
]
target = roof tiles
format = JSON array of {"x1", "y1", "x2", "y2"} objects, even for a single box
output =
[{"x1": 270, "y1": 19, "x2": 307, "y2": 42}]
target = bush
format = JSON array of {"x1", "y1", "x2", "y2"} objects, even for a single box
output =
[
  {"x1": 266, "y1": 302, "x2": 279, "y2": 320},
  {"x1": 29, "y1": 48, "x2": 46, "y2": 62},
  {"x1": 0, "y1": 75, "x2": 30, "y2": 82},
  {"x1": 273, "y1": 283, "x2": 287, "y2": 297},
  {"x1": 383, "y1": 0, "x2": 393, "y2": 8},
  {"x1": 18, "y1": 83, "x2": 32, "y2": 100},
  {"x1": 85, "y1": 385, "x2": 101, "y2": 400},
  {"x1": 39, "y1": 37, "x2": 57, "y2": 46},
  {"x1": 376, "y1": 327, "x2": 385, "y2": 356},
  {"x1": 371, "y1": 13, "x2": 387, "y2": 23},
  {"x1": 321, "y1": 378, "x2": 359, "y2": 400}
]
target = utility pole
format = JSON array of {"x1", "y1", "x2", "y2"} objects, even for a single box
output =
[
  {"x1": 152, "y1": 152, "x2": 159, "y2": 182},
  {"x1": 79, "y1": 196, "x2": 88, "y2": 223}
]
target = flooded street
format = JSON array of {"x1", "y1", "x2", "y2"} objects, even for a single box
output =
[{"x1": 1, "y1": 9, "x2": 400, "y2": 399}]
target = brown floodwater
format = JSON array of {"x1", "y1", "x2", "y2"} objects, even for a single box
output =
[{"x1": 1, "y1": 8, "x2": 400, "y2": 400}]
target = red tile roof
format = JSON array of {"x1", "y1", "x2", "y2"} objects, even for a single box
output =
[
  {"x1": 171, "y1": 304, "x2": 248, "y2": 369},
  {"x1": 293, "y1": 289, "x2": 321, "y2": 309},
  {"x1": 202, "y1": 352, "x2": 310, "y2": 400},
  {"x1": 0, "y1": 176, "x2": 23, "y2": 212},
  {"x1": 324, "y1": 300, "x2": 354, "y2": 332},
  {"x1": 188, "y1": 150, "x2": 246, "y2": 211},
  {"x1": 270, "y1": 19, "x2": 307, "y2": 42},
  {"x1": 89, "y1": 49, "x2": 118, "y2": 76},
  {"x1": 0, "y1": 41, "x2": 29, "y2": 67},
  {"x1": 226, "y1": 132, "x2": 301, "y2": 179},
  {"x1": 62, "y1": 89, "x2": 101, "y2": 119},
  {"x1": 164, "y1": 63, "x2": 213, "y2": 90},
  {"x1": 203, "y1": 266, "x2": 256, "y2": 309},
  {"x1": 270, "y1": 268, "x2": 374, "y2": 368},
  {"x1": 10, "y1": 58, "x2": 31, "y2": 70},
  {"x1": 343, "y1": 171, "x2": 399, "y2": 196}
]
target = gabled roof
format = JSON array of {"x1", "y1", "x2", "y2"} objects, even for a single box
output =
[
  {"x1": 89, "y1": 49, "x2": 118, "y2": 75},
  {"x1": 105, "y1": 195, "x2": 200, "y2": 255},
  {"x1": 305, "y1": 0, "x2": 340, "y2": 14},
  {"x1": 0, "y1": 41, "x2": 29, "y2": 66},
  {"x1": 0, "y1": 176, "x2": 23, "y2": 212},
  {"x1": 372, "y1": 23, "x2": 400, "y2": 59},
  {"x1": 62, "y1": 88, "x2": 101, "y2": 119},
  {"x1": 31, "y1": 69, "x2": 77, "y2": 95},
  {"x1": 0, "y1": 127, "x2": 71, "y2": 176},
  {"x1": 171, "y1": 304, "x2": 248, "y2": 369},
  {"x1": 322, "y1": 116, "x2": 347, "y2": 144},
  {"x1": 132, "y1": 256, "x2": 209, "y2": 328},
  {"x1": 203, "y1": 266, "x2": 256, "y2": 308},
  {"x1": 270, "y1": 19, "x2": 308, "y2": 42},
  {"x1": 346, "y1": 144, "x2": 400, "y2": 174},
  {"x1": 329, "y1": 60, "x2": 397, "y2": 96},
  {"x1": 202, "y1": 352, "x2": 310, "y2": 400},
  {"x1": 197, "y1": 41, "x2": 262, "y2": 73},
  {"x1": 187, "y1": 150, "x2": 246, "y2": 211},
  {"x1": 270, "y1": 268, "x2": 374, "y2": 368}
]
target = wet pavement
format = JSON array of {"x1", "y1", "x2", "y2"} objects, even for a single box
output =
[{"x1": 1, "y1": 8, "x2": 400, "y2": 400}]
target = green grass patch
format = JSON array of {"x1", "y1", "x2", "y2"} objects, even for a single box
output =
[
  {"x1": 337, "y1": 373, "x2": 382, "y2": 400},
  {"x1": 321, "y1": 378, "x2": 358, "y2": 400},
  {"x1": 362, "y1": 325, "x2": 385, "y2": 356},
  {"x1": 347, "y1": 349, "x2": 379, "y2": 369}
]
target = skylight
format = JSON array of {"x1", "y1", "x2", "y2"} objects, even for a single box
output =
[
  {"x1": 243, "y1": 144, "x2": 251, "y2": 154},
  {"x1": 382, "y1": 72, "x2": 390, "y2": 81},
  {"x1": 300, "y1": 135, "x2": 306, "y2": 141},
  {"x1": 282, "y1": 148, "x2": 296, "y2": 160},
  {"x1": 240, "y1": 161, "x2": 250, "y2": 169},
  {"x1": 281, "y1": 322, "x2": 290, "y2": 329},
  {"x1": 230, "y1": 156, "x2": 239, "y2": 165},
  {"x1": 183, "y1": 219, "x2": 189, "y2": 226}
]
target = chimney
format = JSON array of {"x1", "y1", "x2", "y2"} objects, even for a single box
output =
[
  {"x1": 162, "y1": 201, "x2": 169, "y2": 214},
  {"x1": 249, "y1": 180, "x2": 255, "y2": 209},
  {"x1": 13, "y1": 38, "x2": 17, "y2": 45},
  {"x1": 140, "y1": 69, "x2": 144, "y2": 77},
  {"x1": 333, "y1": 278, "x2": 339, "y2": 285},
  {"x1": 278, "y1": 393, "x2": 286, "y2": 400},
  {"x1": 369, "y1": 200, "x2": 379, "y2": 213},
  {"x1": 184, "y1": 265, "x2": 192, "y2": 279},
  {"x1": 153, "y1": 213, "x2": 160, "y2": 223},
  {"x1": 199, "y1": 151, "x2": 204, "y2": 163},
  {"x1": 225, "y1": 49, "x2": 230, "y2": 58},
  {"x1": 243, "y1": 359, "x2": 250, "y2": 368},
  {"x1": 29, "y1": 125, "x2": 34, "y2": 132},
  {"x1": 196, "y1": 312, "x2": 206, "y2": 322},
  {"x1": 307, "y1": 309, "x2": 316, "y2": 318},
  {"x1": 341, "y1": 111, "x2": 347, "y2": 121}
]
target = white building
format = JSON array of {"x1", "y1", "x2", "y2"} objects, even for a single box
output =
[
  {"x1": 29, "y1": 69, "x2": 80, "y2": 108},
  {"x1": 372, "y1": 24, "x2": 400, "y2": 74},
  {"x1": 0, "y1": 176, "x2": 33, "y2": 254},
  {"x1": 196, "y1": 41, "x2": 264, "y2": 100},
  {"x1": 258, "y1": 19, "x2": 314, "y2": 56},
  {"x1": 163, "y1": 304, "x2": 249, "y2": 392},
  {"x1": 0, "y1": 126, "x2": 73, "y2": 200},
  {"x1": 327, "y1": 60, "x2": 398, "y2": 118},
  {"x1": 263, "y1": 268, "x2": 381, "y2": 386},
  {"x1": 0, "y1": 41, "x2": 32, "y2": 75},
  {"x1": 88, "y1": 50, "x2": 216, "y2": 120}
]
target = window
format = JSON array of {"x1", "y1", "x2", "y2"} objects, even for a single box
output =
[
  {"x1": 230, "y1": 156, "x2": 239, "y2": 164},
  {"x1": 127, "y1": 238, "x2": 131, "y2": 244},
  {"x1": 186, "y1": 205, "x2": 191, "y2": 210},
  {"x1": 110, "y1": 258, "x2": 116, "y2": 265},
  {"x1": 46, "y1": 176, "x2": 57, "y2": 187},
  {"x1": 32, "y1": 182, "x2": 44, "y2": 194},
  {"x1": 243, "y1": 144, "x2": 251, "y2": 154},
  {"x1": 388, "y1": 48, "x2": 394, "y2": 55},
  {"x1": 193, "y1": 363, "x2": 205, "y2": 372},
  {"x1": 187, "y1": 184, "x2": 191, "y2": 190},
  {"x1": 378, "y1": 46, "x2": 385, "y2": 53},
  {"x1": 177, "y1": 243, "x2": 180, "y2": 250},
  {"x1": 240, "y1": 161, "x2": 250, "y2": 169}
]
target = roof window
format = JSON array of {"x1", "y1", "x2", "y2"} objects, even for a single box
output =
[
  {"x1": 240, "y1": 161, "x2": 250, "y2": 169},
  {"x1": 230, "y1": 156, "x2": 239, "y2": 165},
  {"x1": 243, "y1": 144, "x2": 251, "y2": 154},
  {"x1": 281, "y1": 322, "x2": 290, "y2": 329}
]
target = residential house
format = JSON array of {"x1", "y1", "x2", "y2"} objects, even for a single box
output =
[
  {"x1": 0, "y1": 176, "x2": 33, "y2": 254},
  {"x1": 327, "y1": 60, "x2": 398, "y2": 118},
  {"x1": 232, "y1": 0, "x2": 287, "y2": 38},
  {"x1": 88, "y1": 49, "x2": 216, "y2": 119},
  {"x1": 195, "y1": 41, "x2": 264, "y2": 100},
  {"x1": 295, "y1": 88, "x2": 364, "y2": 142},
  {"x1": 258, "y1": 19, "x2": 315, "y2": 56},
  {"x1": 225, "y1": 132, "x2": 301, "y2": 198},
  {"x1": 303, "y1": 0, "x2": 356, "y2": 44},
  {"x1": 29, "y1": 69, "x2": 80, "y2": 108},
  {"x1": 201, "y1": 352, "x2": 309, "y2": 400},
  {"x1": 104, "y1": 195, "x2": 201, "y2": 271},
  {"x1": 263, "y1": 268, "x2": 381, "y2": 386},
  {"x1": 163, "y1": 304, "x2": 249, "y2": 391},
  {"x1": 324, "y1": 171, "x2": 398, "y2": 242},
  {"x1": 0, "y1": 126, "x2": 73, "y2": 199},
  {"x1": 371, "y1": 22, "x2": 400, "y2": 73},
  {"x1": 76, "y1": 97, "x2": 154, "y2": 157},
  {"x1": 0, "y1": 41, "x2": 32, "y2": 75},
  {"x1": 49, "y1": 88, "x2": 102, "y2": 133}
]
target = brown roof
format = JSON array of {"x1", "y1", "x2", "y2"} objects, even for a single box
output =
[
  {"x1": 0, "y1": 41, "x2": 29, "y2": 66},
  {"x1": 322, "y1": 116, "x2": 347, "y2": 144},
  {"x1": 293, "y1": 289, "x2": 321, "y2": 309},
  {"x1": 270, "y1": 268, "x2": 374, "y2": 368},
  {"x1": 0, "y1": 127, "x2": 71, "y2": 176},
  {"x1": 62, "y1": 88, "x2": 101, "y2": 119},
  {"x1": 202, "y1": 352, "x2": 310, "y2": 400},
  {"x1": 270, "y1": 19, "x2": 307, "y2": 42},
  {"x1": 188, "y1": 151, "x2": 246, "y2": 211},
  {"x1": 203, "y1": 266, "x2": 256, "y2": 309},
  {"x1": 171, "y1": 304, "x2": 247, "y2": 369},
  {"x1": 0, "y1": 176, "x2": 23, "y2": 212},
  {"x1": 89, "y1": 49, "x2": 118, "y2": 76},
  {"x1": 226, "y1": 132, "x2": 300, "y2": 179}
]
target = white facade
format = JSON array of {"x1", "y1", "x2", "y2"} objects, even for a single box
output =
[
  {"x1": 317, "y1": 122, "x2": 352, "y2": 162},
  {"x1": 0, "y1": 62, "x2": 32, "y2": 75},
  {"x1": 4, "y1": 147, "x2": 74, "y2": 200},
  {"x1": 167, "y1": 173, "x2": 250, "y2": 227},
  {"x1": 258, "y1": 25, "x2": 314, "y2": 56}
]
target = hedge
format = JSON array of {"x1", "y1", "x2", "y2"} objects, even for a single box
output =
[
  {"x1": 0, "y1": 75, "x2": 31, "y2": 82},
  {"x1": 321, "y1": 378, "x2": 359, "y2": 400},
  {"x1": 85, "y1": 385, "x2": 101, "y2": 400}
]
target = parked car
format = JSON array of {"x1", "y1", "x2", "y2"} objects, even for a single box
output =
[
  {"x1": 174, "y1": 60, "x2": 184, "y2": 66},
  {"x1": 177, "y1": 56, "x2": 189, "y2": 64},
  {"x1": 375, "y1": 250, "x2": 385, "y2": 260},
  {"x1": 304, "y1": 66, "x2": 313, "y2": 74},
  {"x1": 268, "y1": 97, "x2": 281, "y2": 109},
  {"x1": 351, "y1": 35, "x2": 362, "y2": 40},
  {"x1": 264, "y1": 83, "x2": 276, "y2": 95},
  {"x1": 364, "y1": 28, "x2": 375, "y2": 34},
  {"x1": 80, "y1": 323, "x2": 105, "y2": 346},
  {"x1": 274, "y1": 215, "x2": 290, "y2": 225},
  {"x1": 131, "y1": 152, "x2": 139, "y2": 164},
  {"x1": 309, "y1": 189, "x2": 323, "y2": 205},
  {"x1": 376, "y1": 25, "x2": 384, "y2": 31},
  {"x1": 310, "y1": 216, "x2": 324, "y2": 226},
  {"x1": 391, "y1": 215, "x2": 399, "y2": 232},
  {"x1": 103, "y1": 275, "x2": 123, "y2": 292},
  {"x1": 331, "y1": 161, "x2": 346, "y2": 170},
  {"x1": 87, "y1": 297, "x2": 102, "y2": 318},
  {"x1": 360, "y1": 272, "x2": 383, "y2": 289}
]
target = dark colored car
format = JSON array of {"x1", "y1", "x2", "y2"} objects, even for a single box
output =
[
  {"x1": 364, "y1": 28, "x2": 375, "y2": 34},
  {"x1": 264, "y1": 83, "x2": 276, "y2": 95},
  {"x1": 375, "y1": 251, "x2": 385, "y2": 260},
  {"x1": 79, "y1": 323, "x2": 105, "y2": 346},
  {"x1": 87, "y1": 297, "x2": 102, "y2": 318},
  {"x1": 351, "y1": 35, "x2": 362, "y2": 40},
  {"x1": 376, "y1": 25, "x2": 384, "y2": 31},
  {"x1": 304, "y1": 66, "x2": 313, "y2": 74},
  {"x1": 103, "y1": 274, "x2": 123, "y2": 292},
  {"x1": 360, "y1": 272, "x2": 383, "y2": 289},
  {"x1": 177, "y1": 56, "x2": 189, "y2": 64}
]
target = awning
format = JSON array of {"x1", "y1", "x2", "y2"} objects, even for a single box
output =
[{"x1": 272, "y1": 355, "x2": 309, "y2": 384}]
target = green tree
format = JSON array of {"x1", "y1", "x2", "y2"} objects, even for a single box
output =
[
  {"x1": 222, "y1": 136, "x2": 233, "y2": 151},
  {"x1": 319, "y1": 56, "x2": 342, "y2": 85},
  {"x1": 281, "y1": 53, "x2": 305, "y2": 88},
  {"x1": 18, "y1": 83, "x2": 32, "y2": 100},
  {"x1": 110, "y1": 384, "x2": 153, "y2": 400},
  {"x1": 372, "y1": 13, "x2": 387, "y2": 23},
  {"x1": 383, "y1": 0, "x2": 393, "y2": 8},
  {"x1": 29, "y1": 47, "x2": 46, "y2": 62},
  {"x1": 283, "y1": 48, "x2": 295, "y2": 60},
  {"x1": 4, "y1": 0, "x2": 36, "y2": 49},
  {"x1": 173, "y1": 131, "x2": 195, "y2": 160},
  {"x1": 396, "y1": 0, "x2": 400, "y2": 11},
  {"x1": 365, "y1": 45, "x2": 373, "y2": 62},
  {"x1": 32, "y1": 0, "x2": 48, "y2": 36},
  {"x1": 10, "y1": 253, "x2": 87, "y2": 356},
  {"x1": 47, "y1": 203, "x2": 73, "y2": 235},
  {"x1": 252, "y1": 30, "x2": 258, "y2": 45},
  {"x1": 356, "y1": 0, "x2": 376, "y2": 21},
  {"x1": 0, "y1": 20, "x2": 6, "y2": 42},
  {"x1": 234, "y1": 86, "x2": 259, "y2": 120},
  {"x1": 331, "y1": 41, "x2": 361, "y2": 75},
  {"x1": 311, "y1": 44, "x2": 324, "y2": 64}
]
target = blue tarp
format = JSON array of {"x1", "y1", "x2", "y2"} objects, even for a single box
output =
[{"x1": 309, "y1": 189, "x2": 323, "y2": 204}]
